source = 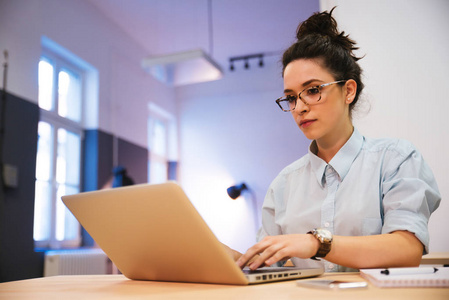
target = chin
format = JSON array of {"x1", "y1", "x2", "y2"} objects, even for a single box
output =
[
  {"x1": 299, "y1": 130, "x2": 316, "y2": 141},
  {"x1": 296, "y1": 119, "x2": 321, "y2": 139}
]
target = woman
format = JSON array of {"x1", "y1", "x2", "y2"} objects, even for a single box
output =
[{"x1": 232, "y1": 8, "x2": 441, "y2": 272}]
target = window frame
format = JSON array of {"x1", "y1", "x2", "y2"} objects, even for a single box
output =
[
  {"x1": 148, "y1": 117, "x2": 169, "y2": 183},
  {"x1": 147, "y1": 103, "x2": 178, "y2": 184},
  {"x1": 34, "y1": 50, "x2": 85, "y2": 249}
]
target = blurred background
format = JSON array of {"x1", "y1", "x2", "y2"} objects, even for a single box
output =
[{"x1": 0, "y1": 0, "x2": 448, "y2": 282}]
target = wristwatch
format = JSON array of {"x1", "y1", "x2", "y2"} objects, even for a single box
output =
[{"x1": 307, "y1": 228, "x2": 333, "y2": 260}]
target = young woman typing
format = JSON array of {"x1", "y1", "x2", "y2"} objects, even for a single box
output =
[{"x1": 230, "y1": 8, "x2": 441, "y2": 272}]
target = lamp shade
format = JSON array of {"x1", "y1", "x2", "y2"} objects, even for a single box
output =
[
  {"x1": 141, "y1": 49, "x2": 223, "y2": 86},
  {"x1": 227, "y1": 183, "x2": 248, "y2": 200}
]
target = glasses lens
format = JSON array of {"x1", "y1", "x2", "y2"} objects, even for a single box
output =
[
  {"x1": 301, "y1": 87, "x2": 321, "y2": 104},
  {"x1": 277, "y1": 96, "x2": 296, "y2": 111}
]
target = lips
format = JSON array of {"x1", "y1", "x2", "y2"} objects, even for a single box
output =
[{"x1": 299, "y1": 119, "x2": 316, "y2": 128}]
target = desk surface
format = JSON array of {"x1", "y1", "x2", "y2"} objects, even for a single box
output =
[
  {"x1": 421, "y1": 252, "x2": 449, "y2": 265},
  {"x1": 1, "y1": 273, "x2": 448, "y2": 300}
]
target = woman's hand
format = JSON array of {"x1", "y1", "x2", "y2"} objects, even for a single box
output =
[
  {"x1": 235, "y1": 230, "x2": 423, "y2": 271},
  {"x1": 221, "y1": 243, "x2": 243, "y2": 261},
  {"x1": 236, "y1": 234, "x2": 319, "y2": 270},
  {"x1": 221, "y1": 243, "x2": 267, "y2": 267}
]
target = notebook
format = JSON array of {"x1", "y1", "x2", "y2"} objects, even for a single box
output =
[
  {"x1": 62, "y1": 182, "x2": 323, "y2": 285},
  {"x1": 360, "y1": 267, "x2": 449, "y2": 288}
]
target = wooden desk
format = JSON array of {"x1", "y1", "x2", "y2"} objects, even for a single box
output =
[
  {"x1": 421, "y1": 252, "x2": 449, "y2": 266},
  {"x1": 1, "y1": 273, "x2": 448, "y2": 300}
]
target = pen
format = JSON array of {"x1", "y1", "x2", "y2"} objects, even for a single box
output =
[{"x1": 380, "y1": 267, "x2": 439, "y2": 276}]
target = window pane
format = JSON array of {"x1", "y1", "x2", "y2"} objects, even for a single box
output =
[
  {"x1": 56, "y1": 128, "x2": 81, "y2": 185},
  {"x1": 55, "y1": 184, "x2": 79, "y2": 241},
  {"x1": 38, "y1": 59, "x2": 54, "y2": 111},
  {"x1": 33, "y1": 180, "x2": 52, "y2": 241},
  {"x1": 35, "y1": 49, "x2": 86, "y2": 248},
  {"x1": 151, "y1": 161, "x2": 167, "y2": 184},
  {"x1": 58, "y1": 69, "x2": 82, "y2": 122},
  {"x1": 35, "y1": 122, "x2": 53, "y2": 181},
  {"x1": 153, "y1": 120, "x2": 166, "y2": 156}
]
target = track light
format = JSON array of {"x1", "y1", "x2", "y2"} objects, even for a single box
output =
[{"x1": 228, "y1": 53, "x2": 265, "y2": 71}]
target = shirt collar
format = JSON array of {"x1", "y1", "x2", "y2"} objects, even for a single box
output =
[
  {"x1": 309, "y1": 128, "x2": 364, "y2": 187},
  {"x1": 309, "y1": 141, "x2": 327, "y2": 187}
]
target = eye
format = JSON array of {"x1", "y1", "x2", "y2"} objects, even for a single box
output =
[
  {"x1": 305, "y1": 87, "x2": 320, "y2": 96},
  {"x1": 285, "y1": 95, "x2": 297, "y2": 103}
]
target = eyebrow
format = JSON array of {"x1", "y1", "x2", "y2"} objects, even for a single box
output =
[{"x1": 283, "y1": 78, "x2": 324, "y2": 94}]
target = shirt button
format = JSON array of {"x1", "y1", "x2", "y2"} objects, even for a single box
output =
[
  {"x1": 324, "y1": 222, "x2": 330, "y2": 228},
  {"x1": 328, "y1": 263, "x2": 335, "y2": 270}
]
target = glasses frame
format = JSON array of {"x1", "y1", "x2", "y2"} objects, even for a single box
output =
[{"x1": 275, "y1": 80, "x2": 348, "y2": 112}]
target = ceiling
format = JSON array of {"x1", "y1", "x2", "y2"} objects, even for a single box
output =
[{"x1": 85, "y1": 0, "x2": 320, "y2": 70}]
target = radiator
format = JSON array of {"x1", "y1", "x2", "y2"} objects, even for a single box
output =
[{"x1": 44, "y1": 248, "x2": 112, "y2": 276}]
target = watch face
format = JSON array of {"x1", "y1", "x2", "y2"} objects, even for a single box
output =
[{"x1": 316, "y1": 228, "x2": 333, "y2": 242}]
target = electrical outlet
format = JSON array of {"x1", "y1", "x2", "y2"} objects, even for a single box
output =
[{"x1": 3, "y1": 164, "x2": 19, "y2": 188}]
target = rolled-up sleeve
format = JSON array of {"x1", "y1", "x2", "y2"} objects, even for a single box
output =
[
  {"x1": 381, "y1": 140, "x2": 441, "y2": 254},
  {"x1": 257, "y1": 180, "x2": 283, "y2": 242}
]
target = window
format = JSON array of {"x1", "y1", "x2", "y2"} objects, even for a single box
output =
[
  {"x1": 148, "y1": 118, "x2": 168, "y2": 183},
  {"x1": 148, "y1": 103, "x2": 178, "y2": 183},
  {"x1": 34, "y1": 52, "x2": 84, "y2": 249}
]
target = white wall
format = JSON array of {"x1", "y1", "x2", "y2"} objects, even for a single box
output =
[
  {"x1": 0, "y1": 0, "x2": 176, "y2": 149},
  {"x1": 177, "y1": 0, "x2": 449, "y2": 253},
  {"x1": 2, "y1": 0, "x2": 447, "y2": 253},
  {"x1": 321, "y1": 0, "x2": 449, "y2": 251},
  {"x1": 176, "y1": 59, "x2": 310, "y2": 252}
]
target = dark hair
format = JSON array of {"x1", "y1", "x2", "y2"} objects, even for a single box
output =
[{"x1": 282, "y1": 7, "x2": 364, "y2": 113}]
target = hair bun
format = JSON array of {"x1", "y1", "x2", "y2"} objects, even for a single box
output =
[
  {"x1": 296, "y1": 7, "x2": 359, "y2": 57},
  {"x1": 296, "y1": 8, "x2": 338, "y2": 39},
  {"x1": 282, "y1": 7, "x2": 364, "y2": 111}
]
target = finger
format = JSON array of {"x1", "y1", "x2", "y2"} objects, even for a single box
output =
[
  {"x1": 236, "y1": 247, "x2": 262, "y2": 268},
  {"x1": 221, "y1": 243, "x2": 242, "y2": 261},
  {"x1": 247, "y1": 254, "x2": 261, "y2": 265},
  {"x1": 264, "y1": 249, "x2": 292, "y2": 266},
  {"x1": 248, "y1": 244, "x2": 283, "y2": 270},
  {"x1": 236, "y1": 241, "x2": 270, "y2": 268}
]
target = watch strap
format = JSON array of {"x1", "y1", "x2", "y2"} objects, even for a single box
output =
[{"x1": 307, "y1": 229, "x2": 332, "y2": 260}]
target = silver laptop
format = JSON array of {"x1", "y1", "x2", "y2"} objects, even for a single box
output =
[{"x1": 62, "y1": 182, "x2": 323, "y2": 285}]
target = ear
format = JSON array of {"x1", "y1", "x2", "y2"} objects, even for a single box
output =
[{"x1": 345, "y1": 79, "x2": 357, "y2": 104}]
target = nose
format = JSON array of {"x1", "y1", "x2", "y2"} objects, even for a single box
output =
[{"x1": 293, "y1": 98, "x2": 309, "y2": 115}]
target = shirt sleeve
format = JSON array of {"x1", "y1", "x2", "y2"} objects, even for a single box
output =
[
  {"x1": 256, "y1": 178, "x2": 288, "y2": 267},
  {"x1": 256, "y1": 179, "x2": 283, "y2": 242},
  {"x1": 381, "y1": 140, "x2": 441, "y2": 254}
]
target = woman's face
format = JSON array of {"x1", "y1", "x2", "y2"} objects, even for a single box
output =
[{"x1": 283, "y1": 59, "x2": 354, "y2": 144}]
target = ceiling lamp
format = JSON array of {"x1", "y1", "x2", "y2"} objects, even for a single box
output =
[
  {"x1": 141, "y1": 0, "x2": 222, "y2": 86},
  {"x1": 141, "y1": 49, "x2": 223, "y2": 86}
]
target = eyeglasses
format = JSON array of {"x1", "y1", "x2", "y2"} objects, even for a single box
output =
[{"x1": 275, "y1": 80, "x2": 347, "y2": 112}]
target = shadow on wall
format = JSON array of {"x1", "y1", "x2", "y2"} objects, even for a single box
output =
[
  {"x1": 102, "y1": 166, "x2": 135, "y2": 189},
  {"x1": 0, "y1": 92, "x2": 43, "y2": 282}
]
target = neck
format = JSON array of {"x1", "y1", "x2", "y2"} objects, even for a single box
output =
[{"x1": 316, "y1": 123, "x2": 354, "y2": 163}]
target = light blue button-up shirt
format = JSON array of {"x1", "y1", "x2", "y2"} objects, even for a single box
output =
[{"x1": 257, "y1": 128, "x2": 441, "y2": 272}]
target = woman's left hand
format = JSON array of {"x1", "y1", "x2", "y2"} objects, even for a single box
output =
[{"x1": 236, "y1": 234, "x2": 319, "y2": 270}]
